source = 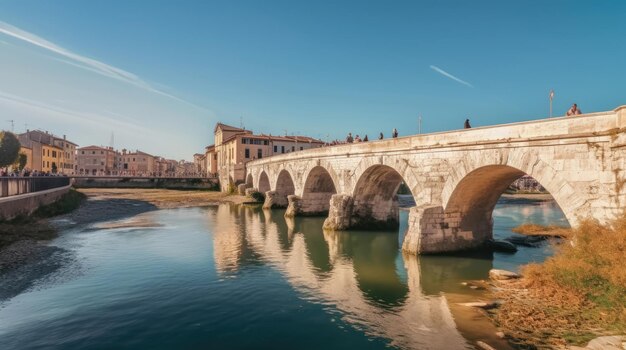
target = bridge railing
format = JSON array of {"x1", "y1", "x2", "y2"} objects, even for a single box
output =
[{"x1": 0, "y1": 177, "x2": 71, "y2": 198}]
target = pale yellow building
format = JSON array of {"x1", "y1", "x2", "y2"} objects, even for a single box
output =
[
  {"x1": 17, "y1": 130, "x2": 79, "y2": 174},
  {"x1": 52, "y1": 136, "x2": 78, "y2": 175},
  {"x1": 41, "y1": 144, "x2": 63, "y2": 173},
  {"x1": 211, "y1": 123, "x2": 324, "y2": 190}
]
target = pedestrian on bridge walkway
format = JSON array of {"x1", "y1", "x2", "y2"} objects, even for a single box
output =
[{"x1": 567, "y1": 103, "x2": 582, "y2": 116}]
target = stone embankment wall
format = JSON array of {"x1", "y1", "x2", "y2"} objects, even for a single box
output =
[
  {"x1": 73, "y1": 178, "x2": 219, "y2": 190},
  {"x1": 0, "y1": 185, "x2": 70, "y2": 220}
]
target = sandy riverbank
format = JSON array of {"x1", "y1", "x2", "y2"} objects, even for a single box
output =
[{"x1": 76, "y1": 188, "x2": 249, "y2": 209}]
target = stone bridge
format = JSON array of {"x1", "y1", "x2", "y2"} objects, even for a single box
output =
[{"x1": 244, "y1": 106, "x2": 626, "y2": 254}]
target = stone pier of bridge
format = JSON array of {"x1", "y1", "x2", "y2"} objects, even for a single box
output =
[{"x1": 243, "y1": 106, "x2": 626, "y2": 254}]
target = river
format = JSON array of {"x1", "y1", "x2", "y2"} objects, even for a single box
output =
[{"x1": 0, "y1": 197, "x2": 567, "y2": 350}]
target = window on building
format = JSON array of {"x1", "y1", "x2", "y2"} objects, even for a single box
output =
[
  {"x1": 281, "y1": 146, "x2": 285, "y2": 153},
  {"x1": 257, "y1": 149, "x2": 262, "y2": 159},
  {"x1": 273, "y1": 145, "x2": 277, "y2": 153},
  {"x1": 82, "y1": 151, "x2": 84, "y2": 154},
  {"x1": 52, "y1": 151, "x2": 57, "y2": 157},
  {"x1": 300, "y1": 147, "x2": 303, "y2": 151},
  {"x1": 42, "y1": 150, "x2": 45, "y2": 156},
  {"x1": 245, "y1": 148, "x2": 250, "y2": 158},
  {"x1": 292, "y1": 146, "x2": 295, "y2": 151}
]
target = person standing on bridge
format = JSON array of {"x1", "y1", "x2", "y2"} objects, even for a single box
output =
[
  {"x1": 346, "y1": 133, "x2": 354, "y2": 143},
  {"x1": 392, "y1": 128, "x2": 398, "y2": 138},
  {"x1": 566, "y1": 103, "x2": 582, "y2": 116},
  {"x1": 464, "y1": 119, "x2": 471, "y2": 129},
  {"x1": 363, "y1": 135, "x2": 368, "y2": 142},
  {"x1": 354, "y1": 135, "x2": 362, "y2": 142},
  {"x1": 379, "y1": 132, "x2": 384, "y2": 140}
]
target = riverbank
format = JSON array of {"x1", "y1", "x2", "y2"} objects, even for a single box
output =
[{"x1": 486, "y1": 217, "x2": 626, "y2": 349}]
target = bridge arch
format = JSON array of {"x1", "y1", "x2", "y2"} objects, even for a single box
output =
[
  {"x1": 246, "y1": 173, "x2": 253, "y2": 188},
  {"x1": 440, "y1": 151, "x2": 577, "y2": 227},
  {"x1": 273, "y1": 169, "x2": 296, "y2": 208},
  {"x1": 301, "y1": 166, "x2": 338, "y2": 215},
  {"x1": 258, "y1": 171, "x2": 271, "y2": 193},
  {"x1": 351, "y1": 164, "x2": 413, "y2": 229}
]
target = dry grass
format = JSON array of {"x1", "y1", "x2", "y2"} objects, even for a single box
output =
[
  {"x1": 511, "y1": 223, "x2": 572, "y2": 237},
  {"x1": 493, "y1": 216, "x2": 626, "y2": 348}
]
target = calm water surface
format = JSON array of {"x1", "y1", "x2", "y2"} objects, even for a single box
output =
[{"x1": 0, "y1": 199, "x2": 566, "y2": 350}]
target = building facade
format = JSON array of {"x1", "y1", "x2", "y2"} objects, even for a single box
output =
[
  {"x1": 17, "y1": 130, "x2": 79, "y2": 174},
  {"x1": 208, "y1": 123, "x2": 324, "y2": 190},
  {"x1": 120, "y1": 150, "x2": 156, "y2": 176},
  {"x1": 76, "y1": 146, "x2": 119, "y2": 175}
]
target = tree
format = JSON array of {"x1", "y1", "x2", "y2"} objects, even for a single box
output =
[
  {"x1": 51, "y1": 162, "x2": 58, "y2": 174},
  {"x1": 17, "y1": 153, "x2": 27, "y2": 171},
  {"x1": 0, "y1": 131, "x2": 20, "y2": 168}
]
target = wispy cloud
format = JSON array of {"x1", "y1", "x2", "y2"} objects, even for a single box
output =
[
  {"x1": 429, "y1": 65, "x2": 473, "y2": 88},
  {"x1": 0, "y1": 90, "x2": 147, "y2": 132},
  {"x1": 0, "y1": 21, "x2": 207, "y2": 110}
]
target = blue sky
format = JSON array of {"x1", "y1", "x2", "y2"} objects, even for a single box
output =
[{"x1": 1, "y1": 1, "x2": 625, "y2": 160}]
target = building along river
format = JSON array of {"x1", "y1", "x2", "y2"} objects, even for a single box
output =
[{"x1": 0, "y1": 196, "x2": 567, "y2": 350}]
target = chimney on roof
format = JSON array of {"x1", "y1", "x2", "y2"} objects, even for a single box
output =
[{"x1": 63, "y1": 135, "x2": 66, "y2": 140}]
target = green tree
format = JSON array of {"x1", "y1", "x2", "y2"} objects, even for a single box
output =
[
  {"x1": 0, "y1": 131, "x2": 20, "y2": 168},
  {"x1": 17, "y1": 153, "x2": 27, "y2": 171},
  {"x1": 51, "y1": 162, "x2": 58, "y2": 174}
]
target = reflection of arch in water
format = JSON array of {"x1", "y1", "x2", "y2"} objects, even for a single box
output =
[
  {"x1": 240, "y1": 216, "x2": 469, "y2": 349},
  {"x1": 325, "y1": 229, "x2": 408, "y2": 306}
]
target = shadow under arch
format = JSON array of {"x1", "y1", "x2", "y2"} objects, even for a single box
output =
[
  {"x1": 245, "y1": 173, "x2": 253, "y2": 187},
  {"x1": 301, "y1": 166, "x2": 337, "y2": 215},
  {"x1": 258, "y1": 171, "x2": 271, "y2": 193},
  {"x1": 444, "y1": 164, "x2": 570, "y2": 246},
  {"x1": 274, "y1": 169, "x2": 295, "y2": 208},
  {"x1": 351, "y1": 164, "x2": 414, "y2": 229}
]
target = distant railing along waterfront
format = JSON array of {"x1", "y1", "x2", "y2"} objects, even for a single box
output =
[{"x1": 0, "y1": 177, "x2": 71, "y2": 198}]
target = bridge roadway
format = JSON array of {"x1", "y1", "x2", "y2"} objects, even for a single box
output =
[{"x1": 244, "y1": 106, "x2": 626, "y2": 254}]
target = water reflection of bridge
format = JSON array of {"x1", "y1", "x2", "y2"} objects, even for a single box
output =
[{"x1": 211, "y1": 204, "x2": 495, "y2": 349}]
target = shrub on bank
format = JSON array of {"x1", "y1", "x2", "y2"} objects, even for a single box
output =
[
  {"x1": 32, "y1": 189, "x2": 87, "y2": 218},
  {"x1": 250, "y1": 191, "x2": 265, "y2": 202},
  {"x1": 521, "y1": 215, "x2": 626, "y2": 336}
]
